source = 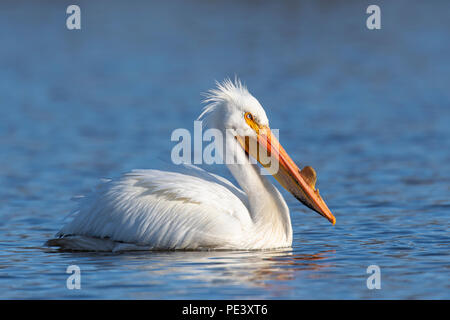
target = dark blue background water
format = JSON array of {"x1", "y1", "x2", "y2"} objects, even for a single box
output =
[{"x1": 0, "y1": 0, "x2": 449, "y2": 299}]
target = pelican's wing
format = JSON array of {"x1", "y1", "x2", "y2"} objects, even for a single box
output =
[{"x1": 54, "y1": 168, "x2": 253, "y2": 250}]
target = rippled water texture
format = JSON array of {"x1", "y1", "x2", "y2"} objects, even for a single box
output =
[{"x1": 0, "y1": 1, "x2": 449, "y2": 299}]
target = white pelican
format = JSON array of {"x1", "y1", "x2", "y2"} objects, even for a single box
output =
[{"x1": 47, "y1": 79, "x2": 335, "y2": 251}]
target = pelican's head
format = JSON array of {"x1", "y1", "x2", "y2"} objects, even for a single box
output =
[{"x1": 199, "y1": 79, "x2": 336, "y2": 225}]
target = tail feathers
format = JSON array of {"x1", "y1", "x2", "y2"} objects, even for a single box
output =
[{"x1": 45, "y1": 235, "x2": 152, "y2": 252}]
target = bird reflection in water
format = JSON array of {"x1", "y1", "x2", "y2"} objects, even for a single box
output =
[{"x1": 116, "y1": 249, "x2": 336, "y2": 287}]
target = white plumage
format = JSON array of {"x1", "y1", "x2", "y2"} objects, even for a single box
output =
[{"x1": 47, "y1": 79, "x2": 335, "y2": 252}]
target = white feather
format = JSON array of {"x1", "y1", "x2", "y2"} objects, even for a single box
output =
[{"x1": 54, "y1": 168, "x2": 257, "y2": 250}]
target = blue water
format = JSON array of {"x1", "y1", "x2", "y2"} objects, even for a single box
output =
[{"x1": 0, "y1": 0, "x2": 449, "y2": 299}]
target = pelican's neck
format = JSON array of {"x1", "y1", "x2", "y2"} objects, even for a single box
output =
[{"x1": 224, "y1": 132, "x2": 292, "y2": 245}]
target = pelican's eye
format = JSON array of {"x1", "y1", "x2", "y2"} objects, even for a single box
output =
[{"x1": 244, "y1": 112, "x2": 260, "y2": 133}]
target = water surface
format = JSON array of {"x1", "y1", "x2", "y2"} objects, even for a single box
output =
[{"x1": 0, "y1": 0, "x2": 449, "y2": 299}]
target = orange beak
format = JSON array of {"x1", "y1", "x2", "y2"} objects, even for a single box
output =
[{"x1": 237, "y1": 126, "x2": 336, "y2": 225}]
